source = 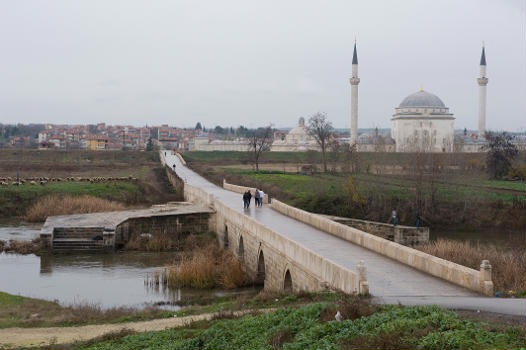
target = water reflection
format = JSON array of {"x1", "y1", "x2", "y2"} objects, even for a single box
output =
[
  {"x1": 0, "y1": 223, "x2": 42, "y2": 241},
  {"x1": 0, "y1": 252, "x2": 258, "y2": 309}
]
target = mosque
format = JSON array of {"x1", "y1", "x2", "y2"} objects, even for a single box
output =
[
  {"x1": 193, "y1": 44, "x2": 490, "y2": 153},
  {"x1": 350, "y1": 43, "x2": 489, "y2": 153}
]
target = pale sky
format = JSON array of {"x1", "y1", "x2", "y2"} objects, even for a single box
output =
[{"x1": 0, "y1": 0, "x2": 524, "y2": 131}]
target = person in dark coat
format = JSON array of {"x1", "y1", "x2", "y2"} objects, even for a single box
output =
[
  {"x1": 243, "y1": 191, "x2": 249, "y2": 209},
  {"x1": 246, "y1": 190, "x2": 252, "y2": 208}
]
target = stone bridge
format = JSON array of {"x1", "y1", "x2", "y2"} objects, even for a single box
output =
[{"x1": 162, "y1": 152, "x2": 498, "y2": 298}]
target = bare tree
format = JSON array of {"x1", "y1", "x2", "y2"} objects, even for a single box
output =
[
  {"x1": 247, "y1": 125, "x2": 273, "y2": 171},
  {"x1": 307, "y1": 112, "x2": 333, "y2": 172}
]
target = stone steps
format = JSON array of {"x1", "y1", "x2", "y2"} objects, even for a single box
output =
[
  {"x1": 51, "y1": 227, "x2": 106, "y2": 252},
  {"x1": 52, "y1": 240, "x2": 106, "y2": 252}
]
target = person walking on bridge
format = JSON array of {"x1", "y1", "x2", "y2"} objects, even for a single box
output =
[
  {"x1": 254, "y1": 189, "x2": 261, "y2": 207},
  {"x1": 258, "y1": 189, "x2": 265, "y2": 206},
  {"x1": 247, "y1": 190, "x2": 252, "y2": 208},
  {"x1": 243, "y1": 191, "x2": 249, "y2": 209}
]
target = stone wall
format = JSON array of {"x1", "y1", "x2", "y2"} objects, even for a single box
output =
[
  {"x1": 164, "y1": 165, "x2": 185, "y2": 201},
  {"x1": 326, "y1": 216, "x2": 429, "y2": 246},
  {"x1": 115, "y1": 213, "x2": 210, "y2": 246},
  {"x1": 270, "y1": 199, "x2": 493, "y2": 296}
]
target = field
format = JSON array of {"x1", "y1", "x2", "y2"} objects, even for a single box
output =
[
  {"x1": 0, "y1": 150, "x2": 178, "y2": 220},
  {"x1": 25, "y1": 295, "x2": 525, "y2": 350}
]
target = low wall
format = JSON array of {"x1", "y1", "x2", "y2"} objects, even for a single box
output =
[
  {"x1": 326, "y1": 216, "x2": 429, "y2": 246},
  {"x1": 164, "y1": 165, "x2": 185, "y2": 201},
  {"x1": 223, "y1": 180, "x2": 269, "y2": 204},
  {"x1": 175, "y1": 152, "x2": 187, "y2": 166},
  {"x1": 115, "y1": 213, "x2": 210, "y2": 246},
  {"x1": 270, "y1": 199, "x2": 493, "y2": 296}
]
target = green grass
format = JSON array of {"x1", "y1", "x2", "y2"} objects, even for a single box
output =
[
  {"x1": 0, "y1": 291, "x2": 176, "y2": 329},
  {"x1": 183, "y1": 151, "x2": 319, "y2": 163},
  {"x1": 50, "y1": 303, "x2": 525, "y2": 350},
  {"x1": 0, "y1": 149, "x2": 159, "y2": 165},
  {"x1": 225, "y1": 169, "x2": 525, "y2": 203},
  {"x1": 0, "y1": 291, "x2": 27, "y2": 307}
]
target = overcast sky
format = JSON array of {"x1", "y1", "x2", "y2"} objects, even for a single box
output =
[{"x1": 0, "y1": 0, "x2": 524, "y2": 130}]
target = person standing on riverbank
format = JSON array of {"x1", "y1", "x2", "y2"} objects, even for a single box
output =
[{"x1": 389, "y1": 210, "x2": 398, "y2": 226}]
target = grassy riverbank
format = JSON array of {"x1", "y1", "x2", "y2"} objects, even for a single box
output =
[
  {"x1": 0, "y1": 292, "x2": 174, "y2": 329},
  {"x1": 16, "y1": 294, "x2": 526, "y2": 350},
  {"x1": 0, "y1": 150, "x2": 179, "y2": 220}
]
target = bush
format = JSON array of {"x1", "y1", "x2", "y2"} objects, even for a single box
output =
[
  {"x1": 24, "y1": 195, "x2": 126, "y2": 222},
  {"x1": 147, "y1": 241, "x2": 250, "y2": 289},
  {"x1": 417, "y1": 238, "x2": 526, "y2": 295},
  {"x1": 508, "y1": 165, "x2": 526, "y2": 180}
]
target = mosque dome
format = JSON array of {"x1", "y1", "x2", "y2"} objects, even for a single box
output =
[{"x1": 398, "y1": 90, "x2": 446, "y2": 108}]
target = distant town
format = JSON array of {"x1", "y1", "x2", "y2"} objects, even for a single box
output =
[{"x1": 1, "y1": 121, "x2": 525, "y2": 153}]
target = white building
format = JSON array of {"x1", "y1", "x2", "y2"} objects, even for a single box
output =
[
  {"x1": 391, "y1": 89, "x2": 455, "y2": 152},
  {"x1": 271, "y1": 117, "x2": 320, "y2": 152}
]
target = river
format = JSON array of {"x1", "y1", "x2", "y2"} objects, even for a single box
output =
[{"x1": 0, "y1": 223, "x2": 258, "y2": 309}]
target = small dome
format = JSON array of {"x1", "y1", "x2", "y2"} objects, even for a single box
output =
[{"x1": 399, "y1": 90, "x2": 446, "y2": 108}]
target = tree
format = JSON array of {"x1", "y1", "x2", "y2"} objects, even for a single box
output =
[
  {"x1": 247, "y1": 125, "x2": 273, "y2": 171},
  {"x1": 146, "y1": 138, "x2": 153, "y2": 151},
  {"x1": 195, "y1": 122, "x2": 202, "y2": 130},
  {"x1": 307, "y1": 112, "x2": 333, "y2": 172},
  {"x1": 484, "y1": 131, "x2": 518, "y2": 179}
]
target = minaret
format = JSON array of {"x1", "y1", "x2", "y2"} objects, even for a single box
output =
[
  {"x1": 477, "y1": 45, "x2": 488, "y2": 137},
  {"x1": 350, "y1": 41, "x2": 360, "y2": 145}
]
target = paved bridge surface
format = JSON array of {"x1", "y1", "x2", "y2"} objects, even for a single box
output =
[{"x1": 164, "y1": 153, "x2": 526, "y2": 316}]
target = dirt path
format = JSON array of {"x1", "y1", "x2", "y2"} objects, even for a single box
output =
[{"x1": 0, "y1": 309, "x2": 269, "y2": 348}]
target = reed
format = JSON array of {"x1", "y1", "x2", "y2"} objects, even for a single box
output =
[
  {"x1": 417, "y1": 238, "x2": 526, "y2": 295},
  {"x1": 24, "y1": 195, "x2": 126, "y2": 222},
  {"x1": 148, "y1": 241, "x2": 249, "y2": 290}
]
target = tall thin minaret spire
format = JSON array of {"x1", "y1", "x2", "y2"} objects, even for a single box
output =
[
  {"x1": 477, "y1": 44, "x2": 488, "y2": 137},
  {"x1": 350, "y1": 40, "x2": 360, "y2": 145}
]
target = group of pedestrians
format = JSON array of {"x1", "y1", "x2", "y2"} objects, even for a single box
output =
[
  {"x1": 389, "y1": 210, "x2": 423, "y2": 228},
  {"x1": 242, "y1": 188, "x2": 265, "y2": 209}
]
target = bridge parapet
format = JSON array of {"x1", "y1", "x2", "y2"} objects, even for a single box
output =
[
  {"x1": 270, "y1": 199, "x2": 493, "y2": 296},
  {"x1": 179, "y1": 174, "x2": 366, "y2": 294}
]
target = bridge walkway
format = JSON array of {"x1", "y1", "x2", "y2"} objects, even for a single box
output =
[{"x1": 165, "y1": 153, "x2": 477, "y2": 298}]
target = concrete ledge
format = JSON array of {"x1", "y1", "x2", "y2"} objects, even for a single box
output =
[{"x1": 270, "y1": 199, "x2": 491, "y2": 296}]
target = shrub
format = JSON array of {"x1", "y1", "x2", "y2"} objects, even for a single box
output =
[
  {"x1": 24, "y1": 195, "x2": 126, "y2": 222},
  {"x1": 149, "y1": 241, "x2": 250, "y2": 289},
  {"x1": 417, "y1": 238, "x2": 526, "y2": 295}
]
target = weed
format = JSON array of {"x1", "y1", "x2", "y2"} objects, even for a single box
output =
[
  {"x1": 24, "y1": 195, "x2": 126, "y2": 222},
  {"x1": 417, "y1": 238, "x2": 526, "y2": 295}
]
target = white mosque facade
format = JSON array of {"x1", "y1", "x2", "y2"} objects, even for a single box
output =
[{"x1": 391, "y1": 90, "x2": 455, "y2": 152}]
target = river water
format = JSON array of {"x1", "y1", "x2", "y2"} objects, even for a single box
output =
[{"x1": 0, "y1": 224, "x2": 258, "y2": 309}]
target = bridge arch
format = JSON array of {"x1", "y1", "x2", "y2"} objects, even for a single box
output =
[
  {"x1": 238, "y1": 235, "x2": 244, "y2": 261},
  {"x1": 223, "y1": 224, "x2": 229, "y2": 249},
  {"x1": 255, "y1": 249, "x2": 266, "y2": 286},
  {"x1": 283, "y1": 269, "x2": 293, "y2": 293}
]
